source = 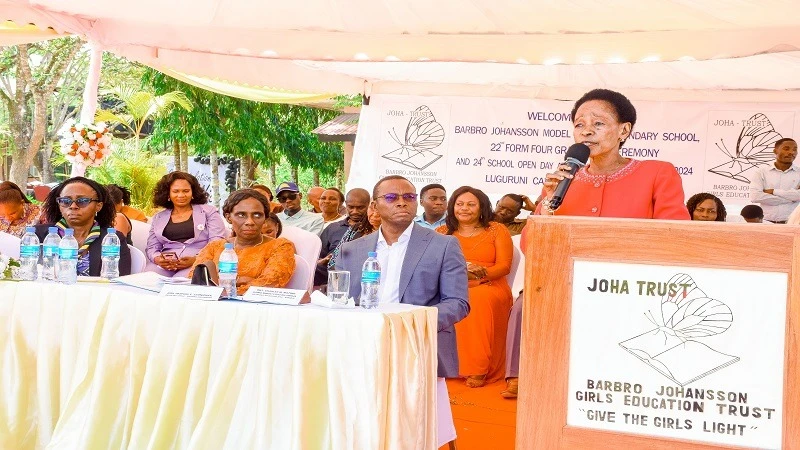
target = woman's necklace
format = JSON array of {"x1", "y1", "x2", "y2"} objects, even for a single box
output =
[
  {"x1": 323, "y1": 212, "x2": 343, "y2": 222},
  {"x1": 457, "y1": 225, "x2": 484, "y2": 238},
  {"x1": 171, "y1": 207, "x2": 192, "y2": 222},
  {"x1": 235, "y1": 235, "x2": 264, "y2": 250},
  {"x1": 589, "y1": 157, "x2": 628, "y2": 176}
]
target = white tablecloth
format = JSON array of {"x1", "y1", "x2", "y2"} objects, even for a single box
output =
[{"x1": 0, "y1": 281, "x2": 438, "y2": 450}]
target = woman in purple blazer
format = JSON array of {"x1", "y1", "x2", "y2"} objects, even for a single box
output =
[{"x1": 145, "y1": 172, "x2": 226, "y2": 277}]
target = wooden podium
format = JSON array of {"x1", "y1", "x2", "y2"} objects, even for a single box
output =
[{"x1": 516, "y1": 216, "x2": 798, "y2": 450}]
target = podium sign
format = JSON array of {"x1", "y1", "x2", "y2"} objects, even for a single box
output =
[
  {"x1": 568, "y1": 261, "x2": 785, "y2": 448},
  {"x1": 517, "y1": 217, "x2": 799, "y2": 450}
]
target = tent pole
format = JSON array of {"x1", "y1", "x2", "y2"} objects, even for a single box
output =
[{"x1": 71, "y1": 42, "x2": 103, "y2": 177}]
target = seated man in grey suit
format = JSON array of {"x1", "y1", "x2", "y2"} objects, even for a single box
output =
[{"x1": 336, "y1": 175, "x2": 470, "y2": 379}]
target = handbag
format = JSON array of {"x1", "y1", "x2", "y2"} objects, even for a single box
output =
[{"x1": 191, "y1": 262, "x2": 217, "y2": 286}]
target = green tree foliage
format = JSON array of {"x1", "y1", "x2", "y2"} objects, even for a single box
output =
[
  {"x1": 141, "y1": 69, "x2": 343, "y2": 179},
  {"x1": 95, "y1": 85, "x2": 193, "y2": 147},
  {"x1": 86, "y1": 139, "x2": 167, "y2": 213}
]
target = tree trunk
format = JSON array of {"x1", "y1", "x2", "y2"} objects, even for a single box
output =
[
  {"x1": 210, "y1": 146, "x2": 220, "y2": 207},
  {"x1": 312, "y1": 169, "x2": 320, "y2": 186},
  {"x1": 34, "y1": 146, "x2": 44, "y2": 180},
  {"x1": 269, "y1": 163, "x2": 277, "y2": 186},
  {"x1": 9, "y1": 93, "x2": 47, "y2": 188},
  {"x1": 180, "y1": 141, "x2": 189, "y2": 172},
  {"x1": 336, "y1": 167, "x2": 344, "y2": 189},
  {"x1": 238, "y1": 156, "x2": 249, "y2": 189},
  {"x1": 239, "y1": 155, "x2": 258, "y2": 188},
  {"x1": 291, "y1": 165, "x2": 299, "y2": 183},
  {"x1": 173, "y1": 140, "x2": 181, "y2": 172},
  {"x1": 9, "y1": 160, "x2": 29, "y2": 190},
  {"x1": 5, "y1": 41, "x2": 81, "y2": 187},
  {"x1": 40, "y1": 140, "x2": 56, "y2": 183}
]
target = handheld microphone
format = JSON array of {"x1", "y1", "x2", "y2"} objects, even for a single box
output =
[{"x1": 549, "y1": 143, "x2": 591, "y2": 210}]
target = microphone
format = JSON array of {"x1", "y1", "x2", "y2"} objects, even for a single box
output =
[{"x1": 549, "y1": 143, "x2": 591, "y2": 210}]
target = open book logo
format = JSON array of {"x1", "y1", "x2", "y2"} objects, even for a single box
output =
[
  {"x1": 382, "y1": 105, "x2": 445, "y2": 171},
  {"x1": 619, "y1": 273, "x2": 739, "y2": 386},
  {"x1": 708, "y1": 113, "x2": 783, "y2": 183}
]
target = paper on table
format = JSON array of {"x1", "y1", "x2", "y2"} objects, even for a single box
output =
[
  {"x1": 112, "y1": 272, "x2": 187, "y2": 292},
  {"x1": 78, "y1": 276, "x2": 109, "y2": 283},
  {"x1": 309, "y1": 290, "x2": 356, "y2": 309},
  {"x1": 241, "y1": 286, "x2": 309, "y2": 305}
]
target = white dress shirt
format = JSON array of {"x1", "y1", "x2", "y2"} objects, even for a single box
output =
[
  {"x1": 749, "y1": 163, "x2": 800, "y2": 222},
  {"x1": 375, "y1": 223, "x2": 414, "y2": 304}
]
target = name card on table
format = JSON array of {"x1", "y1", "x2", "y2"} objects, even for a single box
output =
[
  {"x1": 242, "y1": 287, "x2": 310, "y2": 305},
  {"x1": 159, "y1": 284, "x2": 224, "y2": 301}
]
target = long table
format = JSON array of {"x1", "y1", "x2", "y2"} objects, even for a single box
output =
[{"x1": 0, "y1": 281, "x2": 438, "y2": 450}]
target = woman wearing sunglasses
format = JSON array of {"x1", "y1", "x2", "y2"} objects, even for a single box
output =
[
  {"x1": 36, "y1": 177, "x2": 132, "y2": 277},
  {"x1": 146, "y1": 172, "x2": 226, "y2": 277}
]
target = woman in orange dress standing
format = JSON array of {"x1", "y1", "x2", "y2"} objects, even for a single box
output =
[{"x1": 437, "y1": 186, "x2": 513, "y2": 387}]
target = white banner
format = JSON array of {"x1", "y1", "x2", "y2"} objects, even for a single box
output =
[
  {"x1": 349, "y1": 94, "x2": 800, "y2": 209},
  {"x1": 567, "y1": 261, "x2": 786, "y2": 448}
]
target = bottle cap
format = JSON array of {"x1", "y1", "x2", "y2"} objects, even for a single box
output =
[
  {"x1": 64, "y1": 228, "x2": 74, "y2": 236},
  {"x1": 108, "y1": 228, "x2": 116, "y2": 233},
  {"x1": 26, "y1": 226, "x2": 35, "y2": 233},
  {"x1": 368, "y1": 251, "x2": 377, "y2": 258},
  {"x1": 48, "y1": 227, "x2": 58, "y2": 233},
  {"x1": 224, "y1": 242, "x2": 234, "y2": 249}
]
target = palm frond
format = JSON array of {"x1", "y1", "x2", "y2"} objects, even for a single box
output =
[{"x1": 95, "y1": 109, "x2": 135, "y2": 134}]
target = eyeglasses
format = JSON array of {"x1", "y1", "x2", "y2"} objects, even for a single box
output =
[
  {"x1": 56, "y1": 197, "x2": 100, "y2": 208},
  {"x1": 277, "y1": 192, "x2": 298, "y2": 202},
  {"x1": 376, "y1": 193, "x2": 418, "y2": 203}
]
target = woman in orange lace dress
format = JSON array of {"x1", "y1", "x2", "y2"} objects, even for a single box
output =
[
  {"x1": 437, "y1": 186, "x2": 513, "y2": 387},
  {"x1": 190, "y1": 189, "x2": 295, "y2": 295}
]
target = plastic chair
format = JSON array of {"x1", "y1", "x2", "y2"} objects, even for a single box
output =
[
  {"x1": 280, "y1": 226, "x2": 322, "y2": 274},
  {"x1": 128, "y1": 246, "x2": 146, "y2": 274},
  {"x1": 508, "y1": 234, "x2": 525, "y2": 296},
  {"x1": 0, "y1": 232, "x2": 21, "y2": 259},
  {"x1": 286, "y1": 254, "x2": 313, "y2": 291},
  {"x1": 129, "y1": 219, "x2": 150, "y2": 255},
  {"x1": 32, "y1": 185, "x2": 51, "y2": 202}
]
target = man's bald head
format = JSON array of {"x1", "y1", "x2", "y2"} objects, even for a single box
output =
[
  {"x1": 345, "y1": 188, "x2": 371, "y2": 224},
  {"x1": 307, "y1": 186, "x2": 325, "y2": 212}
]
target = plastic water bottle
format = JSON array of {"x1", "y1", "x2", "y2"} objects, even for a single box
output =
[
  {"x1": 218, "y1": 242, "x2": 238, "y2": 298},
  {"x1": 18, "y1": 226, "x2": 40, "y2": 281},
  {"x1": 42, "y1": 227, "x2": 61, "y2": 281},
  {"x1": 359, "y1": 251, "x2": 381, "y2": 309},
  {"x1": 58, "y1": 229, "x2": 79, "y2": 284},
  {"x1": 100, "y1": 228, "x2": 121, "y2": 279}
]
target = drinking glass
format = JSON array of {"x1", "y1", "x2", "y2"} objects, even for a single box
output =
[{"x1": 327, "y1": 270, "x2": 350, "y2": 305}]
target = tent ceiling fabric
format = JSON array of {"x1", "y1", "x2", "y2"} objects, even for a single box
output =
[
  {"x1": 4, "y1": 0, "x2": 800, "y2": 101},
  {"x1": 0, "y1": 20, "x2": 62, "y2": 45}
]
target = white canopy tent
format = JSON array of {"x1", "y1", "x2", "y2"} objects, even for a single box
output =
[{"x1": 2, "y1": 0, "x2": 800, "y2": 102}]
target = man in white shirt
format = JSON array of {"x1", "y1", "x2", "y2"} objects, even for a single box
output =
[
  {"x1": 749, "y1": 138, "x2": 800, "y2": 223},
  {"x1": 275, "y1": 181, "x2": 324, "y2": 235},
  {"x1": 336, "y1": 175, "x2": 469, "y2": 375},
  {"x1": 414, "y1": 183, "x2": 447, "y2": 229},
  {"x1": 336, "y1": 175, "x2": 469, "y2": 446}
]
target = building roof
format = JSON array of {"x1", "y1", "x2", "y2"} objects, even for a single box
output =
[{"x1": 312, "y1": 113, "x2": 359, "y2": 142}]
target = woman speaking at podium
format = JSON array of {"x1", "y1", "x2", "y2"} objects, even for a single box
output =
[
  {"x1": 536, "y1": 89, "x2": 690, "y2": 219},
  {"x1": 504, "y1": 89, "x2": 690, "y2": 399}
]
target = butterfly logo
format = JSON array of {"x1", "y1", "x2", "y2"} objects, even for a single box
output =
[
  {"x1": 620, "y1": 273, "x2": 739, "y2": 386},
  {"x1": 708, "y1": 113, "x2": 783, "y2": 183},
  {"x1": 645, "y1": 273, "x2": 733, "y2": 344},
  {"x1": 382, "y1": 105, "x2": 445, "y2": 171}
]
